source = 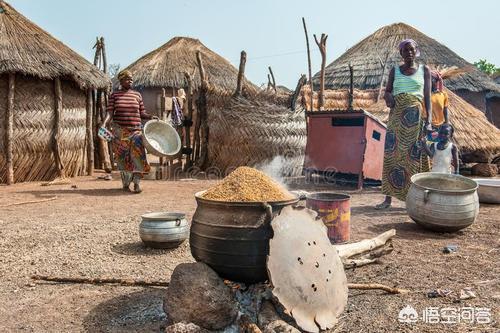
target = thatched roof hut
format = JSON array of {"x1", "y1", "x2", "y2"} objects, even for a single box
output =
[
  {"x1": 301, "y1": 86, "x2": 500, "y2": 161},
  {"x1": 313, "y1": 23, "x2": 500, "y2": 112},
  {"x1": 120, "y1": 37, "x2": 257, "y2": 115},
  {"x1": 0, "y1": 1, "x2": 110, "y2": 184}
]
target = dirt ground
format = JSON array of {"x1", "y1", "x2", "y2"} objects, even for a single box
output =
[{"x1": 0, "y1": 172, "x2": 498, "y2": 333}]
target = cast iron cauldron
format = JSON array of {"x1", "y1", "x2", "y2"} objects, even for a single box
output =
[{"x1": 189, "y1": 191, "x2": 299, "y2": 283}]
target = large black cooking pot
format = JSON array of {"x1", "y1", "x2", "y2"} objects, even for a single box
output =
[{"x1": 190, "y1": 191, "x2": 299, "y2": 283}]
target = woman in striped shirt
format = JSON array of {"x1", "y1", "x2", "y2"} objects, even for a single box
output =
[
  {"x1": 375, "y1": 39, "x2": 432, "y2": 209},
  {"x1": 102, "y1": 70, "x2": 155, "y2": 193}
]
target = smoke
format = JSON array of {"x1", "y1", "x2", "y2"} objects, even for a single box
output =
[{"x1": 256, "y1": 155, "x2": 289, "y2": 188}]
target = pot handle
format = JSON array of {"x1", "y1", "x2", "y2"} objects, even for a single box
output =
[
  {"x1": 262, "y1": 202, "x2": 273, "y2": 223},
  {"x1": 423, "y1": 189, "x2": 430, "y2": 203},
  {"x1": 175, "y1": 219, "x2": 181, "y2": 226}
]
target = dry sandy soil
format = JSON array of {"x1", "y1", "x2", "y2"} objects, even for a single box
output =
[{"x1": 0, "y1": 173, "x2": 498, "y2": 333}]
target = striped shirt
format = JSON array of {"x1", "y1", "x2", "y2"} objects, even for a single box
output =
[
  {"x1": 392, "y1": 65, "x2": 425, "y2": 100},
  {"x1": 107, "y1": 89, "x2": 150, "y2": 128}
]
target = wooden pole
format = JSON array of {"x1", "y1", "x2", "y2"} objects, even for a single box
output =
[
  {"x1": 158, "y1": 88, "x2": 167, "y2": 179},
  {"x1": 348, "y1": 63, "x2": 354, "y2": 111},
  {"x1": 100, "y1": 37, "x2": 107, "y2": 73},
  {"x1": 86, "y1": 89, "x2": 94, "y2": 176},
  {"x1": 5, "y1": 73, "x2": 15, "y2": 184},
  {"x1": 268, "y1": 66, "x2": 277, "y2": 92},
  {"x1": 234, "y1": 51, "x2": 247, "y2": 96},
  {"x1": 160, "y1": 88, "x2": 167, "y2": 121},
  {"x1": 347, "y1": 283, "x2": 409, "y2": 295},
  {"x1": 32, "y1": 275, "x2": 169, "y2": 287},
  {"x1": 92, "y1": 37, "x2": 100, "y2": 67},
  {"x1": 302, "y1": 18, "x2": 313, "y2": 112},
  {"x1": 92, "y1": 90, "x2": 100, "y2": 169},
  {"x1": 314, "y1": 33, "x2": 328, "y2": 110},
  {"x1": 184, "y1": 72, "x2": 194, "y2": 170},
  {"x1": 197, "y1": 51, "x2": 207, "y2": 86},
  {"x1": 53, "y1": 78, "x2": 65, "y2": 178},
  {"x1": 98, "y1": 37, "x2": 114, "y2": 170},
  {"x1": 291, "y1": 74, "x2": 307, "y2": 110},
  {"x1": 376, "y1": 52, "x2": 390, "y2": 102},
  {"x1": 193, "y1": 92, "x2": 201, "y2": 164},
  {"x1": 173, "y1": 88, "x2": 184, "y2": 167},
  {"x1": 196, "y1": 51, "x2": 209, "y2": 169},
  {"x1": 92, "y1": 40, "x2": 101, "y2": 169}
]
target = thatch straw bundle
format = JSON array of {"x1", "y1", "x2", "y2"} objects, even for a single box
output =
[
  {"x1": 314, "y1": 23, "x2": 500, "y2": 94},
  {"x1": 301, "y1": 86, "x2": 379, "y2": 111},
  {"x1": 0, "y1": 1, "x2": 109, "y2": 183},
  {"x1": 206, "y1": 87, "x2": 306, "y2": 177}
]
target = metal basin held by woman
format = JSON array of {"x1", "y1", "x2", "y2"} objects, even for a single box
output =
[
  {"x1": 406, "y1": 173, "x2": 479, "y2": 232},
  {"x1": 190, "y1": 191, "x2": 299, "y2": 283},
  {"x1": 140, "y1": 212, "x2": 189, "y2": 248},
  {"x1": 143, "y1": 120, "x2": 181, "y2": 157}
]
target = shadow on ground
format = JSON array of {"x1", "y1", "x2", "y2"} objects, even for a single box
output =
[
  {"x1": 19, "y1": 188, "x2": 135, "y2": 197},
  {"x1": 367, "y1": 221, "x2": 463, "y2": 240},
  {"x1": 111, "y1": 241, "x2": 186, "y2": 256},
  {"x1": 83, "y1": 288, "x2": 167, "y2": 333}
]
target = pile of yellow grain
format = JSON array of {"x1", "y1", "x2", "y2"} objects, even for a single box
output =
[{"x1": 201, "y1": 166, "x2": 294, "y2": 202}]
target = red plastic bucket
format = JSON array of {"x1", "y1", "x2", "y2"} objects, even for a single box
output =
[{"x1": 306, "y1": 192, "x2": 351, "y2": 243}]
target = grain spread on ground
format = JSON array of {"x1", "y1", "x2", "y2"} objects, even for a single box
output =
[{"x1": 201, "y1": 167, "x2": 294, "y2": 202}]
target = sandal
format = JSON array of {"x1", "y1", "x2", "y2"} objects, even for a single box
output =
[{"x1": 374, "y1": 202, "x2": 391, "y2": 210}]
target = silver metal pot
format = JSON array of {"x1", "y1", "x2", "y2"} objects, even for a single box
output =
[
  {"x1": 406, "y1": 173, "x2": 479, "y2": 232},
  {"x1": 474, "y1": 178, "x2": 500, "y2": 204},
  {"x1": 139, "y1": 212, "x2": 188, "y2": 249}
]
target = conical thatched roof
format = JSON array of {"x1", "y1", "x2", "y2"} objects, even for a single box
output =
[
  {"x1": 314, "y1": 23, "x2": 500, "y2": 93},
  {"x1": 0, "y1": 1, "x2": 109, "y2": 89},
  {"x1": 122, "y1": 37, "x2": 256, "y2": 91}
]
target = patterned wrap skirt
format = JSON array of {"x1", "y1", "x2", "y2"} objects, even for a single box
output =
[
  {"x1": 111, "y1": 125, "x2": 151, "y2": 174},
  {"x1": 381, "y1": 94, "x2": 430, "y2": 201}
]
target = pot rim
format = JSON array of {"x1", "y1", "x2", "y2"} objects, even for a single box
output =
[
  {"x1": 141, "y1": 212, "x2": 186, "y2": 221},
  {"x1": 410, "y1": 172, "x2": 478, "y2": 194},
  {"x1": 305, "y1": 192, "x2": 351, "y2": 201},
  {"x1": 473, "y1": 178, "x2": 500, "y2": 188},
  {"x1": 194, "y1": 190, "x2": 299, "y2": 207}
]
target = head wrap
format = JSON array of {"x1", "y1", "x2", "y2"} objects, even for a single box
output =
[
  {"x1": 431, "y1": 70, "x2": 444, "y2": 92},
  {"x1": 117, "y1": 70, "x2": 133, "y2": 81},
  {"x1": 398, "y1": 39, "x2": 420, "y2": 57}
]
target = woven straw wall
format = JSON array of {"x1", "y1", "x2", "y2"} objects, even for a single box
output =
[
  {"x1": 206, "y1": 89, "x2": 307, "y2": 177},
  {"x1": 60, "y1": 79, "x2": 87, "y2": 178},
  {"x1": 0, "y1": 75, "x2": 87, "y2": 183}
]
